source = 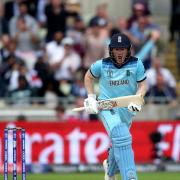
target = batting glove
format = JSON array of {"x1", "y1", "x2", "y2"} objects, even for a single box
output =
[
  {"x1": 84, "y1": 94, "x2": 98, "y2": 114},
  {"x1": 128, "y1": 102, "x2": 142, "y2": 112}
]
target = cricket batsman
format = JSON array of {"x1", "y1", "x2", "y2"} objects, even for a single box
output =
[{"x1": 83, "y1": 33, "x2": 147, "y2": 180}]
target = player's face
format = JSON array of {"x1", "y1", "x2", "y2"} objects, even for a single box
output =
[{"x1": 112, "y1": 48, "x2": 128, "y2": 65}]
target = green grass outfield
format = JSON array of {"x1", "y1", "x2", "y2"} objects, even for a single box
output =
[{"x1": 1, "y1": 172, "x2": 180, "y2": 180}]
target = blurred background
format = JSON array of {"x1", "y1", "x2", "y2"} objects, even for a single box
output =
[{"x1": 0, "y1": 0, "x2": 180, "y2": 179}]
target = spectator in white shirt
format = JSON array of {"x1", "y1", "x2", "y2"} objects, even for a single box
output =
[
  {"x1": 146, "y1": 57, "x2": 176, "y2": 90},
  {"x1": 46, "y1": 31, "x2": 64, "y2": 65},
  {"x1": 51, "y1": 37, "x2": 81, "y2": 81}
]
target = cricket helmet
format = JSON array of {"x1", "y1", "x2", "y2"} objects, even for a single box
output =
[
  {"x1": 109, "y1": 33, "x2": 132, "y2": 67},
  {"x1": 109, "y1": 33, "x2": 131, "y2": 49}
]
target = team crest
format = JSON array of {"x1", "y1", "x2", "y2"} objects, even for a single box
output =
[
  {"x1": 118, "y1": 36, "x2": 122, "y2": 43},
  {"x1": 126, "y1": 70, "x2": 130, "y2": 76}
]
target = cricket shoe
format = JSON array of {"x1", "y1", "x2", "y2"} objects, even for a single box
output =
[{"x1": 103, "y1": 159, "x2": 118, "y2": 180}]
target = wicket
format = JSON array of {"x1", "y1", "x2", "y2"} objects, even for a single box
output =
[{"x1": 4, "y1": 127, "x2": 26, "y2": 180}]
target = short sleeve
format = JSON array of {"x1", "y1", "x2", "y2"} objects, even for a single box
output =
[
  {"x1": 90, "y1": 60, "x2": 102, "y2": 78},
  {"x1": 136, "y1": 60, "x2": 146, "y2": 82}
]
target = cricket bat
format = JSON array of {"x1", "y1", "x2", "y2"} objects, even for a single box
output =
[{"x1": 72, "y1": 94, "x2": 144, "y2": 112}]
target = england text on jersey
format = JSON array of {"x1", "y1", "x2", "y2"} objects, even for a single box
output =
[{"x1": 109, "y1": 80, "x2": 129, "y2": 86}]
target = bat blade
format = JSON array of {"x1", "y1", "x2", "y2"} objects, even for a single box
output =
[
  {"x1": 72, "y1": 95, "x2": 144, "y2": 112},
  {"x1": 99, "y1": 95, "x2": 144, "y2": 109}
]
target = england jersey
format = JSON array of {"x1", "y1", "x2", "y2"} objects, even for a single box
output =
[{"x1": 90, "y1": 57, "x2": 146, "y2": 100}]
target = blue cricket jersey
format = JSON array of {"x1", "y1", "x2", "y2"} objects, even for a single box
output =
[{"x1": 90, "y1": 57, "x2": 146, "y2": 100}]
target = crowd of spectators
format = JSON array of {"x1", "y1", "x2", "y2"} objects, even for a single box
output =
[
  {"x1": 0, "y1": 0, "x2": 179, "y2": 120},
  {"x1": 168, "y1": 0, "x2": 180, "y2": 78}
]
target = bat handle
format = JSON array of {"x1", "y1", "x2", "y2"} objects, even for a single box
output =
[{"x1": 72, "y1": 107, "x2": 86, "y2": 112}]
